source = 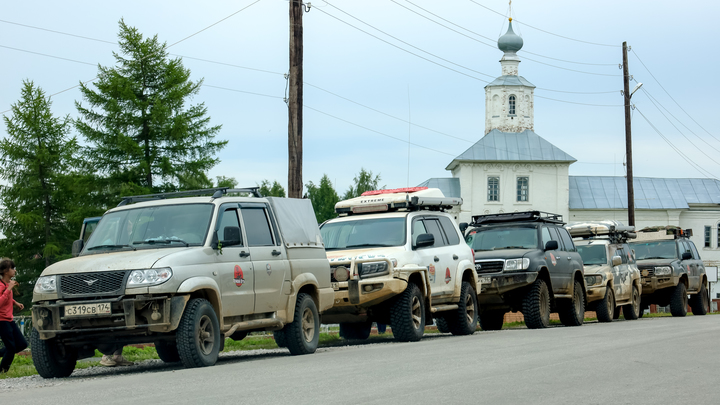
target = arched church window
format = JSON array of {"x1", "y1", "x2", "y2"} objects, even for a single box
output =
[{"x1": 509, "y1": 95, "x2": 516, "y2": 115}]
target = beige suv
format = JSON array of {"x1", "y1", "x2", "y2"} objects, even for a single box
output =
[
  {"x1": 319, "y1": 188, "x2": 479, "y2": 342},
  {"x1": 31, "y1": 188, "x2": 333, "y2": 378}
]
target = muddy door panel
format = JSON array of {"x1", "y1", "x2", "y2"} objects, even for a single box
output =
[{"x1": 215, "y1": 205, "x2": 255, "y2": 316}]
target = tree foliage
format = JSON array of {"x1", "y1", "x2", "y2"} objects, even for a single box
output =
[
  {"x1": 75, "y1": 19, "x2": 226, "y2": 199},
  {"x1": 342, "y1": 168, "x2": 383, "y2": 200},
  {"x1": 306, "y1": 175, "x2": 339, "y2": 223},
  {"x1": 259, "y1": 180, "x2": 286, "y2": 197},
  {"x1": 0, "y1": 81, "x2": 84, "y2": 308}
]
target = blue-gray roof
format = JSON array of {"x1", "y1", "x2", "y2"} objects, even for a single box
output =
[
  {"x1": 416, "y1": 178, "x2": 461, "y2": 199},
  {"x1": 569, "y1": 176, "x2": 720, "y2": 209},
  {"x1": 446, "y1": 129, "x2": 576, "y2": 170},
  {"x1": 485, "y1": 75, "x2": 535, "y2": 88}
]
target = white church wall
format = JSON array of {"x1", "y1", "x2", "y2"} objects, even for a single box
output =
[{"x1": 484, "y1": 86, "x2": 534, "y2": 134}]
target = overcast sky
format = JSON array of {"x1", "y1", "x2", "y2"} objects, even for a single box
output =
[{"x1": 2, "y1": 0, "x2": 719, "y2": 196}]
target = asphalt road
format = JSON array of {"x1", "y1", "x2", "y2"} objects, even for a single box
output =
[{"x1": 3, "y1": 316, "x2": 718, "y2": 404}]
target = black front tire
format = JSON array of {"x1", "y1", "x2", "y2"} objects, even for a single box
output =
[
  {"x1": 155, "y1": 340, "x2": 181, "y2": 363},
  {"x1": 434, "y1": 316, "x2": 450, "y2": 333},
  {"x1": 558, "y1": 281, "x2": 585, "y2": 327},
  {"x1": 478, "y1": 310, "x2": 505, "y2": 331},
  {"x1": 690, "y1": 284, "x2": 709, "y2": 315},
  {"x1": 285, "y1": 293, "x2": 320, "y2": 355},
  {"x1": 623, "y1": 285, "x2": 641, "y2": 320},
  {"x1": 446, "y1": 281, "x2": 478, "y2": 336},
  {"x1": 30, "y1": 329, "x2": 77, "y2": 378},
  {"x1": 669, "y1": 283, "x2": 688, "y2": 317},
  {"x1": 339, "y1": 321, "x2": 372, "y2": 340},
  {"x1": 273, "y1": 329, "x2": 287, "y2": 348},
  {"x1": 595, "y1": 286, "x2": 615, "y2": 323},
  {"x1": 390, "y1": 283, "x2": 426, "y2": 342},
  {"x1": 522, "y1": 279, "x2": 551, "y2": 329},
  {"x1": 176, "y1": 298, "x2": 221, "y2": 368}
]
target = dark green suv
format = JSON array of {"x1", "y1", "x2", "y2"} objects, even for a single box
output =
[{"x1": 464, "y1": 211, "x2": 586, "y2": 329}]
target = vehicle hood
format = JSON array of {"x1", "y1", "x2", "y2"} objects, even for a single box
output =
[
  {"x1": 41, "y1": 249, "x2": 184, "y2": 275},
  {"x1": 635, "y1": 258, "x2": 676, "y2": 267},
  {"x1": 583, "y1": 264, "x2": 611, "y2": 275},
  {"x1": 326, "y1": 247, "x2": 407, "y2": 263},
  {"x1": 473, "y1": 248, "x2": 534, "y2": 260}
]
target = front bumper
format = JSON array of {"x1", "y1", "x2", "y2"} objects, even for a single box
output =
[
  {"x1": 640, "y1": 276, "x2": 676, "y2": 295},
  {"x1": 32, "y1": 295, "x2": 188, "y2": 340},
  {"x1": 476, "y1": 271, "x2": 538, "y2": 304},
  {"x1": 585, "y1": 284, "x2": 608, "y2": 304}
]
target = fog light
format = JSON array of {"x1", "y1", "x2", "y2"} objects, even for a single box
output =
[{"x1": 364, "y1": 285, "x2": 373, "y2": 292}]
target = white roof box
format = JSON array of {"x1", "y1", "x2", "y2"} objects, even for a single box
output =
[
  {"x1": 335, "y1": 187, "x2": 462, "y2": 215},
  {"x1": 566, "y1": 220, "x2": 636, "y2": 240}
]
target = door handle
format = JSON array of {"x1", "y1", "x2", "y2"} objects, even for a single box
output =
[
  {"x1": 453, "y1": 254, "x2": 459, "y2": 260},
  {"x1": 434, "y1": 256, "x2": 440, "y2": 262},
  {"x1": 272, "y1": 250, "x2": 281, "y2": 256},
  {"x1": 239, "y1": 251, "x2": 250, "y2": 258}
]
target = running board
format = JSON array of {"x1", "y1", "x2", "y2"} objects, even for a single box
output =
[
  {"x1": 430, "y1": 304, "x2": 459, "y2": 313},
  {"x1": 225, "y1": 318, "x2": 284, "y2": 337}
]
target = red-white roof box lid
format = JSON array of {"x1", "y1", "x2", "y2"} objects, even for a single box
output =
[{"x1": 335, "y1": 187, "x2": 462, "y2": 215}]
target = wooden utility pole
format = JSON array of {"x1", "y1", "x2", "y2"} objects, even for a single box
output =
[
  {"x1": 288, "y1": 0, "x2": 304, "y2": 198},
  {"x1": 622, "y1": 41, "x2": 635, "y2": 227}
]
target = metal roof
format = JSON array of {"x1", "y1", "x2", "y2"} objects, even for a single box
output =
[
  {"x1": 569, "y1": 176, "x2": 720, "y2": 209},
  {"x1": 446, "y1": 129, "x2": 576, "y2": 171},
  {"x1": 416, "y1": 178, "x2": 461, "y2": 199},
  {"x1": 485, "y1": 75, "x2": 536, "y2": 88}
]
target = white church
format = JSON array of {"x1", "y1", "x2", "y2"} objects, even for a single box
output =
[{"x1": 419, "y1": 19, "x2": 720, "y2": 270}]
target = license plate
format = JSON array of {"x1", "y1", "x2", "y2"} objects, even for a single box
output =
[
  {"x1": 479, "y1": 277, "x2": 491, "y2": 284},
  {"x1": 65, "y1": 303, "x2": 111, "y2": 317},
  {"x1": 332, "y1": 282, "x2": 340, "y2": 291}
]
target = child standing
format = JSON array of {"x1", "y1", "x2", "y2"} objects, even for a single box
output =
[{"x1": 0, "y1": 258, "x2": 27, "y2": 373}]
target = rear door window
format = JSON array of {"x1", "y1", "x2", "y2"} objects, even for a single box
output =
[
  {"x1": 423, "y1": 218, "x2": 447, "y2": 247},
  {"x1": 438, "y1": 216, "x2": 461, "y2": 245},
  {"x1": 241, "y1": 207, "x2": 275, "y2": 247},
  {"x1": 558, "y1": 228, "x2": 576, "y2": 252}
]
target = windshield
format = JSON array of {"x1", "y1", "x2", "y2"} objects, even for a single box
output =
[
  {"x1": 630, "y1": 240, "x2": 678, "y2": 260},
  {"x1": 84, "y1": 203, "x2": 214, "y2": 254},
  {"x1": 321, "y1": 217, "x2": 406, "y2": 250},
  {"x1": 577, "y1": 244, "x2": 607, "y2": 265},
  {"x1": 466, "y1": 226, "x2": 538, "y2": 251}
]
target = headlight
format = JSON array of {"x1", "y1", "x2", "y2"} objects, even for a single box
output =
[
  {"x1": 504, "y1": 258, "x2": 530, "y2": 271},
  {"x1": 584, "y1": 274, "x2": 603, "y2": 286},
  {"x1": 358, "y1": 261, "x2": 388, "y2": 278},
  {"x1": 127, "y1": 268, "x2": 173, "y2": 287},
  {"x1": 34, "y1": 276, "x2": 57, "y2": 293},
  {"x1": 654, "y1": 266, "x2": 672, "y2": 276}
]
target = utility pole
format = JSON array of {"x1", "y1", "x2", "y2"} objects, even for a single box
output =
[
  {"x1": 288, "y1": 0, "x2": 304, "y2": 198},
  {"x1": 622, "y1": 41, "x2": 635, "y2": 227}
]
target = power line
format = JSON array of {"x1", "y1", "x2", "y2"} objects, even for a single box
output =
[
  {"x1": 0, "y1": 19, "x2": 116, "y2": 44},
  {"x1": 0, "y1": 45, "x2": 98, "y2": 66},
  {"x1": 467, "y1": 0, "x2": 619, "y2": 48}
]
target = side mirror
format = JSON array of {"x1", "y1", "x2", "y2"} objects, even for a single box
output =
[
  {"x1": 72, "y1": 239, "x2": 84, "y2": 257},
  {"x1": 223, "y1": 226, "x2": 242, "y2": 247},
  {"x1": 414, "y1": 233, "x2": 435, "y2": 249},
  {"x1": 612, "y1": 256, "x2": 623, "y2": 266},
  {"x1": 459, "y1": 222, "x2": 468, "y2": 234},
  {"x1": 544, "y1": 240, "x2": 559, "y2": 251},
  {"x1": 681, "y1": 252, "x2": 692, "y2": 260}
]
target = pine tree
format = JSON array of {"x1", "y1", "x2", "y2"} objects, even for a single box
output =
[
  {"x1": 342, "y1": 168, "x2": 383, "y2": 200},
  {"x1": 306, "y1": 175, "x2": 339, "y2": 223},
  {"x1": 75, "y1": 19, "x2": 226, "y2": 198},
  {"x1": 0, "y1": 81, "x2": 81, "y2": 308}
]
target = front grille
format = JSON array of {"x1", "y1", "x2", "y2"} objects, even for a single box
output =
[
  {"x1": 59, "y1": 271, "x2": 129, "y2": 297},
  {"x1": 475, "y1": 260, "x2": 504, "y2": 274},
  {"x1": 638, "y1": 267, "x2": 655, "y2": 277}
]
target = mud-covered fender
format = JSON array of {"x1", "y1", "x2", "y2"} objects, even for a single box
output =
[
  {"x1": 286, "y1": 273, "x2": 334, "y2": 323},
  {"x1": 176, "y1": 277, "x2": 223, "y2": 326},
  {"x1": 451, "y1": 262, "x2": 478, "y2": 299}
]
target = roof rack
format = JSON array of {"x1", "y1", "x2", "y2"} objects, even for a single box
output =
[
  {"x1": 566, "y1": 221, "x2": 636, "y2": 243},
  {"x1": 668, "y1": 228, "x2": 693, "y2": 239},
  {"x1": 117, "y1": 187, "x2": 262, "y2": 206},
  {"x1": 334, "y1": 188, "x2": 461, "y2": 215},
  {"x1": 470, "y1": 211, "x2": 564, "y2": 226}
]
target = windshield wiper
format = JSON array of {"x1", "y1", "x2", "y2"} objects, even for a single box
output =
[
  {"x1": 640, "y1": 256, "x2": 672, "y2": 260},
  {"x1": 87, "y1": 244, "x2": 136, "y2": 251},
  {"x1": 494, "y1": 246, "x2": 528, "y2": 250},
  {"x1": 133, "y1": 239, "x2": 189, "y2": 247},
  {"x1": 345, "y1": 243, "x2": 395, "y2": 248}
]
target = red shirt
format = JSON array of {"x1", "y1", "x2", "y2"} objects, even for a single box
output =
[{"x1": 0, "y1": 281, "x2": 14, "y2": 322}]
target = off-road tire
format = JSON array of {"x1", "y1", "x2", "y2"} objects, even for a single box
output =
[
  {"x1": 30, "y1": 328, "x2": 77, "y2": 378},
  {"x1": 558, "y1": 281, "x2": 585, "y2": 327},
  {"x1": 623, "y1": 285, "x2": 641, "y2": 320},
  {"x1": 689, "y1": 284, "x2": 709, "y2": 315},
  {"x1": 339, "y1": 321, "x2": 372, "y2": 340},
  {"x1": 434, "y1": 316, "x2": 450, "y2": 333},
  {"x1": 478, "y1": 310, "x2": 505, "y2": 331},
  {"x1": 273, "y1": 329, "x2": 287, "y2": 348},
  {"x1": 522, "y1": 279, "x2": 551, "y2": 329},
  {"x1": 446, "y1": 281, "x2": 478, "y2": 336},
  {"x1": 176, "y1": 298, "x2": 221, "y2": 368},
  {"x1": 155, "y1": 340, "x2": 181, "y2": 363},
  {"x1": 613, "y1": 306, "x2": 621, "y2": 320},
  {"x1": 285, "y1": 293, "x2": 320, "y2": 355},
  {"x1": 669, "y1": 282, "x2": 688, "y2": 317},
  {"x1": 596, "y1": 286, "x2": 615, "y2": 323},
  {"x1": 390, "y1": 283, "x2": 426, "y2": 342}
]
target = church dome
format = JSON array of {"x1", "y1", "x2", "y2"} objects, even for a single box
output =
[{"x1": 498, "y1": 19, "x2": 523, "y2": 53}]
